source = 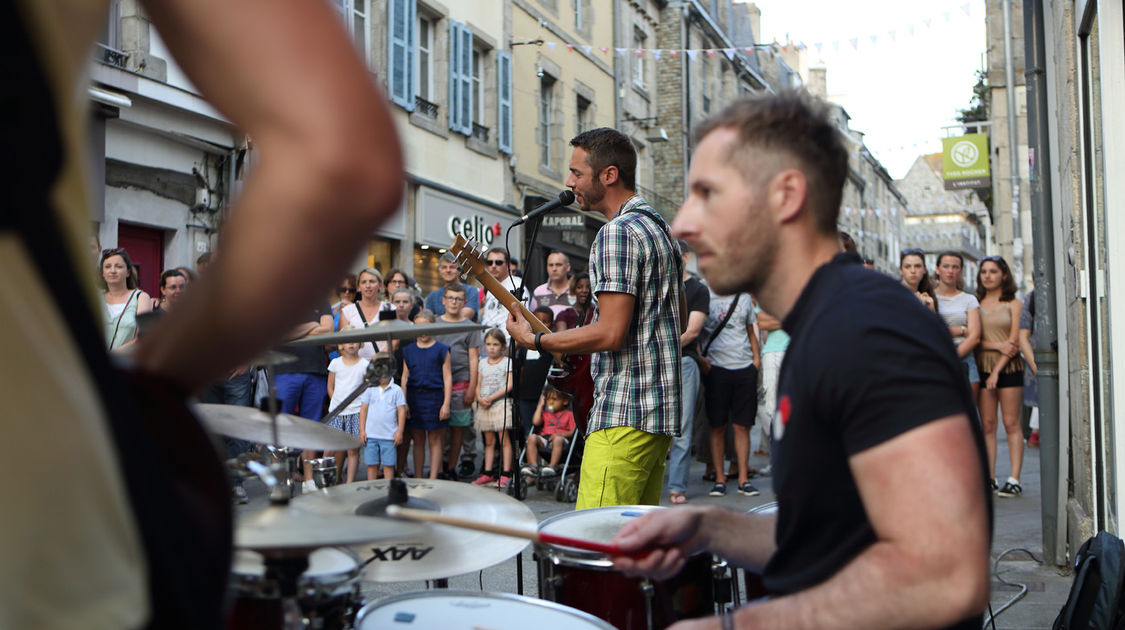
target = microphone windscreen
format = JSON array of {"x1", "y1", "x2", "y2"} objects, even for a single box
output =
[{"x1": 558, "y1": 190, "x2": 575, "y2": 205}]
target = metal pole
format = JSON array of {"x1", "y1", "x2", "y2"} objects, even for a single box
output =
[
  {"x1": 1003, "y1": 0, "x2": 1025, "y2": 287},
  {"x1": 1024, "y1": 0, "x2": 1064, "y2": 565}
]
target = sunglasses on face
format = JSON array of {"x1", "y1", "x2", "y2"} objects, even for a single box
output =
[
  {"x1": 486, "y1": 260, "x2": 506, "y2": 266},
  {"x1": 900, "y1": 248, "x2": 924, "y2": 257},
  {"x1": 338, "y1": 287, "x2": 356, "y2": 293},
  {"x1": 981, "y1": 255, "x2": 1003, "y2": 263}
]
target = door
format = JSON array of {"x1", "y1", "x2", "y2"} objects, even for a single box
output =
[{"x1": 116, "y1": 223, "x2": 164, "y2": 299}]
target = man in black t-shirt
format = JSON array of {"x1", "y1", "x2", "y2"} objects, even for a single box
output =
[
  {"x1": 666, "y1": 242, "x2": 709, "y2": 503},
  {"x1": 613, "y1": 92, "x2": 991, "y2": 630}
]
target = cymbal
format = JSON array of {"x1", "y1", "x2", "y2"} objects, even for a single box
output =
[
  {"x1": 234, "y1": 504, "x2": 416, "y2": 552},
  {"x1": 247, "y1": 349, "x2": 298, "y2": 367},
  {"x1": 292, "y1": 479, "x2": 536, "y2": 581},
  {"x1": 285, "y1": 319, "x2": 485, "y2": 347},
  {"x1": 193, "y1": 403, "x2": 362, "y2": 450}
]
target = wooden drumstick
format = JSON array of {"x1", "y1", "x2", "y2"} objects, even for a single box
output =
[{"x1": 386, "y1": 505, "x2": 647, "y2": 557}]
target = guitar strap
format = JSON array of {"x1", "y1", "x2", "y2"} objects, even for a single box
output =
[{"x1": 3, "y1": 8, "x2": 230, "y2": 628}]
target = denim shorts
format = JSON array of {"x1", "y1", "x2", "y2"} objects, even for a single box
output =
[
  {"x1": 962, "y1": 354, "x2": 980, "y2": 384},
  {"x1": 364, "y1": 438, "x2": 396, "y2": 467}
]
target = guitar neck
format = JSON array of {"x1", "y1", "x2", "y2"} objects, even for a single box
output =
[{"x1": 475, "y1": 272, "x2": 552, "y2": 336}]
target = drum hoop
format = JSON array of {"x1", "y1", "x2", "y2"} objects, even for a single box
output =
[
  {"x1": 536, "y1": 505, "x2": 661, "y2": 567},
  {"x1": 355, "y1": 590, "x2": 616, "y2": 629},
  {"x1": 231, "y1": 547, "x2": 361, "y2": 592}
]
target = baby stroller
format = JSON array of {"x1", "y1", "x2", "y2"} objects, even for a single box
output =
[{"x1": 515, "y1": 388, "x2": 585, "y2": 503}]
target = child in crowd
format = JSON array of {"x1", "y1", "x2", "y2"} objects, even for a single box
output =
[
  {"x1": 520, "y1": 386, "x2": 576, "y2": 481},
  {"x1": 359, "y1": 372, "x2": 406, "y2": 481},
  {"x1": 401, "y1": 310, "x2": 451, "y2": 479},
  {"x1": 472, "y1": 329, "x2": 515, "y2": 485},
  {"x1": 326, "y1": 341, "x2": 368, "y2": 484}
]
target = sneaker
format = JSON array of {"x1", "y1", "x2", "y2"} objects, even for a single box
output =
[
  {"x1": 520, "y1": 465, "x2": 537, "y2": 477},
  {"x1": 998, "y1": 481, "x2": 1023, "y2": 498},
  {"x1": 302, "y1": 480, "x2": 318, "y2": 492},
  {"x1": 232, "y1": 485, "x2": 249, "y2": 505},
  {"x1": 990, "y1": 478, "x2": 999, "y2": 492},
  {"x1": 737, "y1": 482, "x2": 761, "y2": 497},
  {"x1": 471, "y1": 473, "x2": 495, "y2": 486},
  {"x1": 758, "y1": 465, "x2": 772, "y2": 476},
  {"x1": 540, "y1": 465, "x2": 557, "y2": 477},
  {"x1": 498, "y1": 475, "x2": 512, "y2": 486},
  {"x1": 709, "y1": 483, "x2": 726, "y2": 497},
  {"x1": 1029, "y1": 430, "x2": 1040, "y2": 447}
]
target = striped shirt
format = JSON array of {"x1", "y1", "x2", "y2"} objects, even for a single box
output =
[{"x1": 587, "y1": 195, "x2": 683, "y2": 436}]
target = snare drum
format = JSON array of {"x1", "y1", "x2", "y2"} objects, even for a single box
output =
[
  {"x1": 356, "y1": 591, "x2": 615, "y2": 629},
  {"x1": 536, "y1": 506, "x2": 715, "y2": 630},
  {"x1": 227, "y1": 547, "x2": 361, "y2": 630}
]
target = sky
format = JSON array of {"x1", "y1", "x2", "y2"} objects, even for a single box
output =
[{"x1": 744, "y1": 0, "x2": 987, "y2": 179}]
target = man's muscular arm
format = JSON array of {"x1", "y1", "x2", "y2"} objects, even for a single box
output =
[
  {"x1": 728, "y1": 415, "x2": 989, "y2": 630},
  {"x1": 507, "y1": 292, "x2": 635, "y2": 353}
]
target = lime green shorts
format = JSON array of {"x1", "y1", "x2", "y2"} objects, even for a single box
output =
[{"x1": 575, "y1": 426, "x2": 673, "y2": 510}]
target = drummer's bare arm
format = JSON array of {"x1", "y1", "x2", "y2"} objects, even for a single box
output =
[
  {"x1": 728, "y1": 415, "x2": 989, "y2": 630},
  {"x1": 613, "y1": 506, "x2": 776, "y2": 579},
  {"x1": 132, "y1": 0, "x2": 403, "y2": 391},
  {"x1": 506, "y1": 292, "x2": 635, "y2": 353}
]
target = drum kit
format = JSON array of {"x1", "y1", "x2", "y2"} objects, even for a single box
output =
[{"x1": 195, "y1": 319, "x2": 743, "y2": 629}]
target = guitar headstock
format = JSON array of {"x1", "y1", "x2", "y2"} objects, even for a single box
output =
[{"x1": 449, "y1": 234, "x2": 487, "y2": 281}]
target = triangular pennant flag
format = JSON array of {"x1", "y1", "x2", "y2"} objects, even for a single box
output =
[
  {"x1": 832, "y1": 41, "x2": 840, "y2": 53},
  {"x1": 686, "y1": 49, "x2": 699, "y2": 60},
  {"x1": 889, "y1": 29, "x2": 896, "y2": 41},
  {"x1": 652, "y1": 49, "x2": 662, "y2": 58},
  {"x1": 943, "y1": 11, "x2": 951, "y2": 22},
  {"x1": 581, "y1": 45, "x2": 591, "y2": 55},
  {"x1": 849, "y1": 37, "x2": 858, "y2": 50},
  {"x1": 546, "y1": 42, "x2": 556, "y2": 50},
  {"x1": 634, "y1": 49, "x2": 643, "y2": 57},
  {"x1": 744, "y1": 47, "x2": 754, "y2": 53},
  {"x1": 924, "y1": 18, "x2": 932, "y2": 28},
  {"x1": 669, "y1": 49, "x2": 678, "y2": 58},
  {"x1": 566, "y1": 44, "x2": 574, "y2": 52},
  {"x1": 722, "y1": 48, "x2": 736, "y2": 60},
  {"x1": 961, "y1": 3, "x2": 971, "y2": 16},
  {"x1": 815, "y1": 43, "x2": 823, "y2": 55},
  {"x1": 600, "y1": 47, "x2": 609, "y2": 54},
  {"x1": 869, "y1": 34, "x2": 878, "y2": 45},
  {"x1": 908, "y1": 25, "x2": 915, "y2": 37},
  {"x1": 615, "y1": 47, "x2": 627, "y2": 56},
  {"x1": 705, "y1": 49, "x2": 716, "y2": 57}
]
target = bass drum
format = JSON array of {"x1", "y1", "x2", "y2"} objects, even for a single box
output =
[
  {"x1": 743, "y1": 501, "x2": 778, "y2": 602},
  {"x1": 536, "y1": 506, "x2": 717, "y2": 630},
  {"x1": 227, "y1": 547, "x2": 361, "y2": 630},
  {"x1": 356, "y1": 590, "x2": 615, "y2": 629}
]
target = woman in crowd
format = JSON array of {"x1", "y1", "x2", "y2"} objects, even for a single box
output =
[
  {"x1": 385, "y1": 267, "x2": 423, "y2": 318},
  {"x1": 100, "y1": 247, "x2": 152, "y2": 350},
  {"x1": 328, "y1": 274, "x2": 357, "y2": 362},
  {"x1": 340, "y1": 267, "x2": 394, "y2": 359},
  {"x1": 976, "y1": 255, "x2": 1026, "y2": 497},
  {"x1": 570, "y1": 271, "x2": 595, "y2": 327},
  {"x1": 934, "y1": 251, "x2": 982, "y2": 398},
  {"x1": 899, "y1": 248, "x2": 936, "y2": 312}
]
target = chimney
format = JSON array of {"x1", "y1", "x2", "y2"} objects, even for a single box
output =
[
  {"x1": 746, "y1": 3, "x2": 762, "y2": 44},
  {"x1": 807, "y1": 67, "x2": 827, "y2": 99}
]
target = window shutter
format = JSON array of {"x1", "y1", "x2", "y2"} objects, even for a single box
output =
[
  {"x1": 497, "y1": 51, "x2": 513, "y2": 153},
  {"x1": 387, "y1": 0, "x2": 414, "y2": 111},
  {"x1": 448, "y1": 21, "x2": 461, "y2": 131},
  {"x1": 458, "y1": 24, "x2": 473, "y2": 134}
]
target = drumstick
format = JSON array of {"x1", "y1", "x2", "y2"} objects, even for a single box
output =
[{"x1": 386, "y1": 505, "x2": 647, "y2": 558}]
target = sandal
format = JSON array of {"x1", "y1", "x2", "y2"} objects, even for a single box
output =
[{"x1": 669, "y1": 492, "x2": 687, "y2": 504}]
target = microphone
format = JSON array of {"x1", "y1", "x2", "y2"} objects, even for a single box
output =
[{"x1": 512, "y1": 190, "x2": 575, "y2": 226}]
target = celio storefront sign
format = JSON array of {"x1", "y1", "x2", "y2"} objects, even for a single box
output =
[{"x1": 415, "y1": 185, "x2": 521, "y2": 260}]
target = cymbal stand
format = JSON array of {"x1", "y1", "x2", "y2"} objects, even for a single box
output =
[
  {"x1": 262, "y1": 554, "x2": 310, "y2": 630},
  {"x1": 318, "y1": 347, "x2": 396, "y2": 424}
]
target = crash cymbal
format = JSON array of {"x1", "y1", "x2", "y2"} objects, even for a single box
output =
[
  {"x1": 285, "y1": 319, "x2": 485, "y2": 347},
  {"x1": 193, "y1": 403, "x2": 362, "y2": 450},
  {"x1": 234, "y1": 503, "x2": 416, "y2": 552},
  {"x1": 247, "y1": 349, "x2": 298, "y2": 367},
  {"x1": 292, "y1": 479, "x2": 536, "y2": 581}
]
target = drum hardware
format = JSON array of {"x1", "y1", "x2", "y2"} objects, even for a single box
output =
[
  {"x1": 285, "y1": 319, "x2": 485, "y2": 347},
  {"x1": 230, "y1": 547, "x2": 363, "y2": 630},
  {"x1": 195, "y1": 404, "x2": 363, "y2": 452},
  {"x1": 310, "y1": 457, "x2": 338, "y2": 489},
  {"x1": 712, "y1": 560, "x2": 739, "y2": 611},
  {"x1": 355, "y1": 590, "x2": 616, "y2": 629}
]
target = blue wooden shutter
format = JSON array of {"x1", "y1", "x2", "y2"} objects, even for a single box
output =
[
  {"x1": 497, "y1": 51, "x2": 512, "y2": 153},
  {"x1": 448, "y1": 21, "x2": 473, "y2": 135},
  {"x1": 387, "y1": 0, "x2": 414, "y2": 111}
]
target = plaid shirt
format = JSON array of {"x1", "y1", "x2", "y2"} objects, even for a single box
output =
[{"x1": 587, "y1": 195, "x2": 683, "y2": 436}]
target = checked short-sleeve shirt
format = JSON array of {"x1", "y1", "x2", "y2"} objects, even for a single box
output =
[{"x1": 587, "y1": 195, "x2": 683, "y2": 436}]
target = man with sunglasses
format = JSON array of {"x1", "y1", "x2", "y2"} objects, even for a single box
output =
[{"x1": 479, "y1": 247, "x2": 527, "y2": 338}]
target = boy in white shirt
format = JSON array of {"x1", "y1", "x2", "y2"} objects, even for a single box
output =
[{"x1": 359, "y1": 373, "x2": 407, "y2": 480}]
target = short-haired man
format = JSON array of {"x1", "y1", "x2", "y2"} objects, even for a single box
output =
[
  {"x1": 532, "y1": 251, "x2": 576, "y2": 320},
  {"x1": 611, "y1": 92, "x2": 990, "y2": 629},
  {"x1": 425, "y1": 253, "x2": 480, "y2": 320},
  {"x1": 507, "y1": 127, "x2": 684, "y2": 509},
  {"x1": 154, "y1": 269, "x2": 186, "y2": 313}
]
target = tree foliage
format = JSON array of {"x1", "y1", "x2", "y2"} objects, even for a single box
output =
[{"x1": 958, "y1": 69, "x2": 992, "y2": 214}]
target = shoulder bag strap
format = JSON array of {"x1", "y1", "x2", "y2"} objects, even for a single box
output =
[
  {"x1": 702, "y1": 294, "x2": 741, "y2": 357},
  {"x1": 108, "y1": 289, "x2": 139, "y2": 348},
  {"x1": 355, "y1": 302, "x2": 369, "y2": 326}
]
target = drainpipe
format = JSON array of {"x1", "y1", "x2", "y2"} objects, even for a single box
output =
[
  {"x1": 1002, "y1": 0, "x2": 1024, "y2": 287},
  {"x1": 1024, "y1": 0, "x2": 1064, "y2": 565}
]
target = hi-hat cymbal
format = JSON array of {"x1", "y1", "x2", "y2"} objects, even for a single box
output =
[
  {"x1": 235, "y1": 504, "x2": 416, "y2": 552},
  {"x1": 284, "y1": 319, "x2": 485, "y2": 347},
  {"x1": 193, "y1": 403, "x2": 362, "y2": 450},
  {"x1": 292, "y1": 479, "x2": 536, "y2": 581},
  {"x1": 247, "y1": 349, "x2": 298, "y2": 367}
]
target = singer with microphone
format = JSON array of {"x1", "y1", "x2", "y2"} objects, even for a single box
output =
[{"x1": 507, "y1": 128, "x2": 686, "y2": 509}]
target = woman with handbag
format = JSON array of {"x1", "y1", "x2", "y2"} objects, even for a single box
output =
[{"x1": 100, "y1": 247, "x2": 152, "y2": 350}]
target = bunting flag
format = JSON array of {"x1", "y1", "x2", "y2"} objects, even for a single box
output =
[
  {"x1": 581, "y1": 45, "x2": 592, "y2": 55},
  {"x1": 546, "y1": 42, "x2": 555, "y2": 50},
  {"x1": 722, "y1": 48, "x2": 736, "y2": 60}
]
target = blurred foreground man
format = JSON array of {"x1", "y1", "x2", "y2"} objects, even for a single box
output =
[
  {"x1": 612, "y1": 92, "x2": 991, "y2": 630},
  {"x1": 4, "y1": 1, "x2": 403, "y2": 627}
]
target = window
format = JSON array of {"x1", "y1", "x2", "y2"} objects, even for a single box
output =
[
  {"x1": 334, "y1": 0, "x2": 370, "y2": 64},
  {"x1": 701, "y1": 55, "x2": 711, "y2": 114},
  {"x1": 387, "y1": 0, "x2": 415, "y2": 110},
  {"x1": 539, "y1": 75, "x2": 557, "y2": 167},
  {"x1": 575, "y1": 0, "x2": 583, "y2": 31},
  {"x1": 576, "y1": 95, "x2": 592, "y2": 134},
  {"x1": 497, "y1": 52, "x2": 513, "y2": 153},
  {"x1": 472, "y1": 46, "x2": 484, "y2": 125},
  {"x1": 448, "y1": 20, "x2": 473, "y2": 135},
  {"x1": 632, "y1": 28, "x2": 646, "y2": 88},
  {"x1": 416, "y1": 15, "x2": 433, "y2": 102}
]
